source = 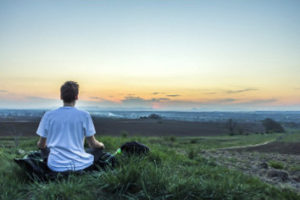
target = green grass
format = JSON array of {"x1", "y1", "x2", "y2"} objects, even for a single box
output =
[
  {"x1": 279, "y1": 132, "x2": 300, "y2": 143},
  {"x1": 269, "y1": 160, "x2": 285, "y2": 170},
  {"x1": 289, "y1": 165, "x2": 300, "y2": 172},
  {"x1": 146, "y1": 134, "x2": 282, "y2": 154},
  {"x1": 0, "y1": 134, "x2": 299, "y2": 200}
]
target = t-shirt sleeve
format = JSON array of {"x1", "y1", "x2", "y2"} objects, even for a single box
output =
[
  {"x1": 84, "y1": 114, "x2": 96, "y2": 137},
  {"x1": 36, "y1": 113, "x2": 49, "y2": 138}
]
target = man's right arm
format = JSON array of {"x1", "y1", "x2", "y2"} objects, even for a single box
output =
[
  {"x1": 37, "y1": 137, "x2": 47, "y2": 149},
  {"x1": 86, "y1": 136, "x2": 105, "y2": 149},
  {"x1": 36, "y1": 112, "x2": 48, "y2": 149}
]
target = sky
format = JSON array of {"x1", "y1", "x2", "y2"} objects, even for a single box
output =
[{"x1": 0, "y1": 0, "x2": 300, "y2": 111}]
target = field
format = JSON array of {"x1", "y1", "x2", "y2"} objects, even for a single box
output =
[
  {"x1": 0, "y1": 117, "x2": 265, "y2": 137},
  {"x1": 1, "y1": 132, "x2": 300, "y2": 200}
]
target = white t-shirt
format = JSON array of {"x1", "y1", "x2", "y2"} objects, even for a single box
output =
[{"x1": 36, "y1": 106, "x2": 96, "y2": 172}]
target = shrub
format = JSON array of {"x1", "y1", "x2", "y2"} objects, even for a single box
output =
[
  {"x1": 262, "y1": 118, "x2": 285, "y2": 133},
  {"x1": 269, "y1": 160, "x2": 285, "y2": 169},
  {"x1": 120, "y1": 130, "x2": 128, "y2": 138},
  {"x1": 190, "y1": 139, "x2": 197, "y2": 144},
  {"x1": 169, "y1": 136, "x2": 176, "y2": 142},
  {"x1": 188, "y1": 148, "x2": 196, "y2": 160}
]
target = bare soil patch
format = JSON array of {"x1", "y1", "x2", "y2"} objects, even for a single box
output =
[
  {"x1": 235, "y1": 142, "x2": 300, "y2": 155},
  {"x1": 201, "y1": 149, "x2": 300, "y2": 193},
  {"x1": 201, "y1": 140, "x2": 300, "y2": 193}
]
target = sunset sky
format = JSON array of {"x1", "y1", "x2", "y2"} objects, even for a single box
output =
[{"x1": 1, "y1": 0, "x2": 300, "y2": 110}]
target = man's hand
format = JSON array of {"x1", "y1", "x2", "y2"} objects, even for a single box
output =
[
  {"x1": 94, "y1": 141, "x2": 105, "y2": 149},
  {"x1": 86, "y1": 136, "x2": 105, "y2": 149}
]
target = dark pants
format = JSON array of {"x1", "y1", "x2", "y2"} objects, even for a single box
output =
[
  {"x1": 41, "y1": 147, "x2": 107, "y2": 172},
  {"x1": 84, "y1": 148, "x2": 106, "y2": 171}
]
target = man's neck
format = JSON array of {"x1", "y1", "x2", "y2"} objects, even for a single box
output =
[{"x1": 63, "y1": 102, "x2": 75, "y2": 107}]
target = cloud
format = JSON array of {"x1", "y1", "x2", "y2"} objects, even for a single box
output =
[
  {"x1": 0, "y1": 96, "x2": 61, "y2": 109},
  {"x1": 85, "y1": 96, "x2": 239, "y2": 109},
  {"x1": 121, "y1": 97, "x2": 149, "y2": 107},
  {"x1": 83, "y1": 97, "x2": 119, "y2": 107},
  {"x1": 159, "y1": 98, "x2": 277, "y2": 111},
  {"x1": 239, "y1": 98, "x2": 277, "y2": 105},
  {"x1": 0, "y1": 90, "x2": 8, "y2": 93},
  {"x1": 152, "y1": 92, "x2": 165, "y2": 95},
  {"x1": 89, "y1": 96, "x2": 111, "y2": 101},
  {"x1": 26, "y1": 96, "x2": 57, "y2": 101},
  {"x1": 208, "y1": 98, "x2": 237, "y2": 104},
  {"x1": 121, "y1": 97, "x2": 238, "y2": 108},
  {"x1": 120, "y1": 96, "x2": 152, "y2": 108},
  {"x1": 122, "y1": 96, "x2": 146, "y2": 103},
  {"x1": 90, "y1": 96, "x2": 101, "y2": 100},
  {"x1": 226, "y1": 88, "x2": 258, "y2": 94},
  {"x1": 122, "y1": 96, "x2": 169, "y2": 104},
  {"x1": 157, "y1": 98, "x2": 237, "y2": 107},
  {"x1": 152, "y1": 92, "x2": 180, "y2": 97},
  {"x1": 166, "y1": 94, "x2": 180, "y2": 97},
  {"x1": 151, "y1": 98, "x2": 170, "y2": 101}
]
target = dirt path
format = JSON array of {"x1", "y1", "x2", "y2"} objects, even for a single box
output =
[{"x1": 217, "y1": 139, "x2": 276, "y2": 150}]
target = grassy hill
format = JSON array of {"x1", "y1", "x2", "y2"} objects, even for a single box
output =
[{"x1": 0, "y1": 134, "x2": 299, "y2": 200}]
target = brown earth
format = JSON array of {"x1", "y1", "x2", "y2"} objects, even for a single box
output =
[
  {"x1": 0, "y1": 121, "x2": 40, "y2": 137},
  {"x1": 0, "y1": 118, "x2": 228, "y2": 137},
  {"x1": 93, "y1": 118, "x2": 227, "y2": 136},
  {"x1": 200, "y1": 140, "x2": 300, "y2": 193},
  {"x1": 201, "y1": 148, "x2": 300, "y2": 193},
  {"x1": 235, "y1": 142, "x2": 300, "y2": 155}
]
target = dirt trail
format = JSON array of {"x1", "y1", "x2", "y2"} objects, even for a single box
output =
[{"x1": 217, "y1": 139, "x2": 276, "y2": 150}]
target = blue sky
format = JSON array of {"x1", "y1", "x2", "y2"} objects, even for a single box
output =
[{"x1": 0, "y1": 0, "x2": 300, "y2": 110}]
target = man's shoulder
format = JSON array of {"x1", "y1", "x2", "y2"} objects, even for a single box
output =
[
  {"x1": 42, "y1": 108, "x2": 59, "y2": 117},
  {"x1": 43, "y1": 107, "x2": 91, "y2": 118},
  {"x1": 74, "y1": 107, "x2": 89, "y2": 114},
  {"x1": 73, "y1": 108, "x2": 92, "y2": 118}
]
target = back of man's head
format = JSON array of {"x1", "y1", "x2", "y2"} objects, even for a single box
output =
[{"x1": 60, "y1": 81, "x2": 79, "y2": 103}]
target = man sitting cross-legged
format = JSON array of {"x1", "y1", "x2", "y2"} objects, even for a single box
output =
[{"x1": 36, "y1": 81, "x2": 105, "y2": 172}]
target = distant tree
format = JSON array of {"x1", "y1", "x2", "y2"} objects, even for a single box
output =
[
  {"x1": 262, "y1": 118, "x2": 285, "y2": 133},
  {"x1": 148, "y1": 114, "x2": 162, "y2": 120},
  {"x1": 139, "y1": 113, "x2": 162, "y2": 120},
  {"x1": 226, "y1": 119, "x2": 237, "y2": 135},
  {"x1": 238, "y1": 128, "x2": 245, "y2": 135}
]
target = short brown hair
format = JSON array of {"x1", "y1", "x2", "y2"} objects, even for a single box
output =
[{"x1": 60, "y1": 81, "x2": 79, "y2": 103}]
